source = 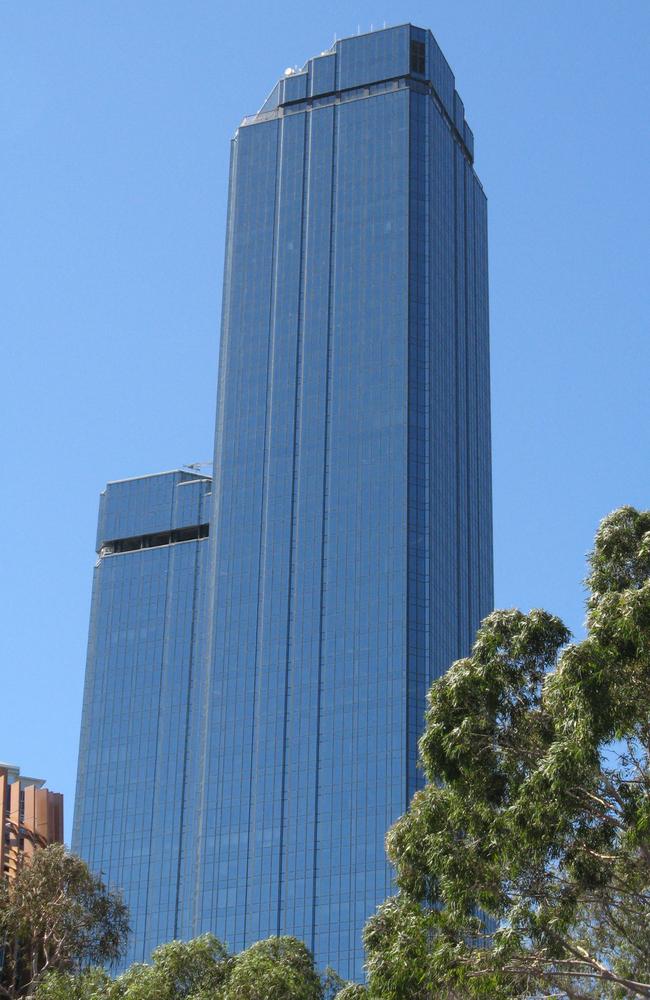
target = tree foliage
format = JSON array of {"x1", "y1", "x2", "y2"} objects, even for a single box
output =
[
  {"x1": 332, "y1": 987, "x2": 369, "y2": 1000},
  {"x1": 223, "y1": 936, "x2": 322, "y2": 1000},
  {"x1": 360, "y1": 506, "x2": 650, "y2": 999},
  {"x1": 0, "y1": 844, "x2": 128, "y2": 1000},
  {"x1": 35, "y1": 934, "x2": 324, "y2": 1000},
  {"x1": 33, "y1": 968, "x2": 113, "y2": 1000},
  {"x1": 115, "y1": 935, "x2": 232, "y2": 1000}
]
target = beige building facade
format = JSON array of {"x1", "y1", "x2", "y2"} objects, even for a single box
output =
[{"x1": 1, "y1": 763, "x2": 63, "y2": 880}]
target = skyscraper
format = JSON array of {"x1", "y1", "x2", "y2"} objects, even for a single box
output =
[
  {"x1": 198, "y1": 24, "x2": 492, "y2": 978},
  {"x1": 73, "y1": 24, "x2": 492, "y2": 981}
]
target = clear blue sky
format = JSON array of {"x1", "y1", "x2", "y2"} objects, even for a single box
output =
[{"x1": 2, "y1": 2, "x2": 648, "y2": 843}]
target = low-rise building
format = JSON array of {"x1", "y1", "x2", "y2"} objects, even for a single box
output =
[{"x1": 0, "y1": 763, "x2": 63, "y2": 879}]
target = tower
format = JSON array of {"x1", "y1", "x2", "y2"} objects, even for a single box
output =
[
  {"x1": 73, "y1": 24, "x2": 493, "y2": 982},
  {"x1": 72, "y1": 470, "x2": 212, "y2": 964},
  {"x1": 196, "y1": 24, "x2": 493, "y2": 978}
]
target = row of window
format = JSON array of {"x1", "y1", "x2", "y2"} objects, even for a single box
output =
[{"x1": 100, "y1": 523, "x2": 209, "y2": 556}]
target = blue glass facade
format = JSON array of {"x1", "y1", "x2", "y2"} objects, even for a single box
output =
[
  {"x1": 197, "y1": 24, "x2": 493, "y2": 979},
  {"x1": 72, "y1": 470, "x2": 212, "y2": 967},
  {"x1": 73, "y1": 23, "x2": 492, "y2": 983}
]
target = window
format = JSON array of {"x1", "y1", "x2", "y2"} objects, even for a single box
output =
[{"x1": 410, "y1": 40, "x2": 425, "y2": 75}]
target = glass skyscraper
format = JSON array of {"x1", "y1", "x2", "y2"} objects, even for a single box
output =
[{"x1": 73, "y1": 24, "x2": 492, "y2": 981}]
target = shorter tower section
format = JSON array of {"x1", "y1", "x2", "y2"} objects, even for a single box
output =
[{"x1": 72, "y1": 470, "x2": 211, "y2": 967}]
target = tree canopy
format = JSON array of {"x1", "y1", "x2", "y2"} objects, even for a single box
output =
[
  {"x1": 0, "y1": 843, "x2": 128, "y2": 1000},
  {"x1": 360, "y1": 505, "x2": 650, "y2": 999},
  {"x1": 35, "y1": 934, "x2": 325, "y2": 1000},
  {"x1": 222, "y1": 936, "x2": 323, "y2": 1000}
]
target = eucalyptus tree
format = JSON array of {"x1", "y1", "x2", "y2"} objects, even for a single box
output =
[
  {"x1": 358, "y1": 507, "x2": 650, "y2": 999},
  {"x1": 36, "y1": 934, "x2": 324, "y2": 1000},
  {"x1": 0, "y1": 844, "x2": 128, "y2": 1000}
]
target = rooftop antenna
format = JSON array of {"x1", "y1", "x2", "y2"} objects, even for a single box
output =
[{"x1": 357, "y1": 24, "x2": 360, "y2": 34}]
